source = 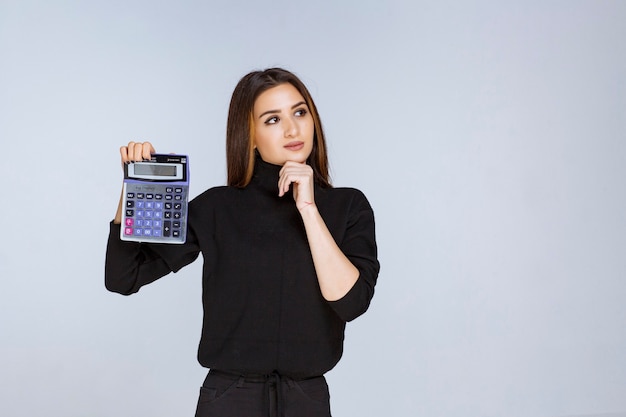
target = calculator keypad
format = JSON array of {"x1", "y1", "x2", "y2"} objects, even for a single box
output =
[{"x1": 122, "y1": 186, "x2": 187, "y2": 243}]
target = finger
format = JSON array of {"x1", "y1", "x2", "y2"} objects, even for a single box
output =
[
  {"x1": 120, "y1": 145, "x2": 130, "y2": 164},
  {"x1": 132, "y1": 142, "x2": 144, "y2": 161},
  {"x1": 142, "y1": 141, "x2": 155, "y2": 160},
  {"x1": 278, "y1": 171, "x2": 295, "y2": 197},
  {"x1": 278, "y1": 174, "x2": 289, "y2": 197},
  {"x1": 128, "y1": 141, "x2": 137, "y2": 160}
]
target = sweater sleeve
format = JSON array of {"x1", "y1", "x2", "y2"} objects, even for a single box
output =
[
  {"x1": 104, "y1": 221, "x2": 201, "y2": 295},
  {"x1": 327, "y1": 190, "x2": 380, "y2": 322}
]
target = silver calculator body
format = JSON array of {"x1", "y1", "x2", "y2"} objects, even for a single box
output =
[{"x1": 121, "y1": 154, "x2": 190, "y2": 244}]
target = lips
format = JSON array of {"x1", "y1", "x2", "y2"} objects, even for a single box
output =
[{"x1": 284, "y1": 141, "x2": 304, "y2": 151}]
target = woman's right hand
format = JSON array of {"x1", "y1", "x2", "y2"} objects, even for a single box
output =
[
  {"x1": 120, "y1": 141, "x2": 156, "y2": 165},
  {"x1": 113, "y1": 141, "x2": 156, "y2": 224}
]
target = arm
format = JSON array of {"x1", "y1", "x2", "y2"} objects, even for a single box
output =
[
  {"x1": 299, "y1": 205, "x2": 359, "y2": 301},
  {"x1": 105, "y1": 141, "x2": 199, "y2": 295},
  {"x1": 279, "y1": 162, "x2": 379, "y2": 319}
]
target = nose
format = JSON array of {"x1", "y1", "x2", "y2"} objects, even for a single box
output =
[{"x1": 283, "y1": 116, "x2": 298, "y2": 138}]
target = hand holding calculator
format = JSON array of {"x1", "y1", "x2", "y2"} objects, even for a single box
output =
[{"x1": 120, "y1": 154, "x2": 190, "y2": 244}]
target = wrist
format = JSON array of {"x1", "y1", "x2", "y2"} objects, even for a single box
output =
[{"x1": 298, "y1": 201, "x2": 318, "y2": 216}]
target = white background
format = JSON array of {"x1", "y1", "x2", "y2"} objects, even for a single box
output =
[{"x1": 1, "y1": 1, "x2": 625, "y2": 416}]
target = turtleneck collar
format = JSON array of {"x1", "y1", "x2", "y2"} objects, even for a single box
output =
[{"x1": 249, "y1": 155, "x2": 283, "y2": 194}]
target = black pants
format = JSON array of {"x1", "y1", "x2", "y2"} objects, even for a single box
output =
[{"x1": 194, "y1": 370, "x2": 332, "y2": 417}]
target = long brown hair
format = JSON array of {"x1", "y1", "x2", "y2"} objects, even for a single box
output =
[{"x1": 226, "y1": 68, "x2": 331, "y2": 188}]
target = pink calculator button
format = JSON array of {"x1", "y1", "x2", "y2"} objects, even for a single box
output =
[
  {"x1": 124, "y1": 227, "x2": 133, "y2": 236},
  {"x1": 125, "y1": 218, "x2": 134, "y2": 227}
]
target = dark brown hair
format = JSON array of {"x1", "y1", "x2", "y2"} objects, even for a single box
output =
[{"x1": 226, "y1": 68, "x2": 331, "y2": 188}]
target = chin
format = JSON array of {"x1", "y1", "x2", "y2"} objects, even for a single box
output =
[{"x1": 290, "y1": 154, "x2": 311, "y2": 164}]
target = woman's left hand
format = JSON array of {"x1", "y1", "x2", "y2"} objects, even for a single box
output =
[{"x1": 278, "y1": 161, "x2": 316, "y2": 211}]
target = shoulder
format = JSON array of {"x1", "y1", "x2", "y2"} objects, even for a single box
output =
[
  {"x1": 188, "y1": 186, "x2": 235, "y2": 209},
  {"x1": 317, "y1": 186, "x2": 374, "y2": 213},
  {"x1": 321, "y1": 186, "x2": 371, "y2": 204}
]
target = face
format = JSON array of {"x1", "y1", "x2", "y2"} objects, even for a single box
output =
[{"x1": 252, "y1": 83, "x2": 314, "y2": 165}]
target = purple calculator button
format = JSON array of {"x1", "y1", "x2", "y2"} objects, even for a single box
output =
[
  {"x1": 134, "y1": 229, "x2": 142, "y2": 236},
  {"x1": 144, "y1": 229, "x2": 152, "y2": 236},
  {"x1": 153, "y1": 229, "x2": 162, "y2": 237}
]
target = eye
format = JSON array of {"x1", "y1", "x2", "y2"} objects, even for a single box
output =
[
  {"x1": 294, "y1": 108, "x2": 308, "y2": 117},
  {"x1": 265, "y1": 116, "x2": 279, "y2": 124}
]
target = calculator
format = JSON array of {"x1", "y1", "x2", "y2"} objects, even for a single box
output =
[{"x1": 121, "y1": 154, "x2": 190, "y2": 244}]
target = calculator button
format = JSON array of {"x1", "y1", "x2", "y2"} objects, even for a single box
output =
[
  {"x1": 135, "y1": 219, "x2": 143, "y2": 227},
  {"x1": 154, "y1": 211, "x2": 162, "y2": 219},
  {"x1": 146, "y1": 194, "x2": 154, "y2": 199},
  {"x1": 137, "y1": 193, "x2": 145, "y2": 199},
  {"x1": 175, "y1": 187, "x2": 182, "y2": 193},
  {"x1": 155, "y1": 194, "x2": 163, "y2": 200},
  {"x1": 165, "y1": 195, "x2": 173, "y2": 200},
  {"x1": 143, "y1": 229, "x2": 152, "y2": 236},
  {"x1": 164, "y1": 212, "x2": 172, "y2": 219},
  {"x1": 166, "y1": 187, "x2": 173, "y2": 193},
  {"x1": 173, "y1": 212, "x2": 181, "y2": 219},
  {"x1": 124, "y1": 218, "x2": 134, "y2": 227},
  {"x1": 165, "y1": 202, "x2": 172, "y2": 210},
  {"x1": 144, "y1": 220, "x2": 152, "y2": 228},
  {"x1": 172, "y1": 230, "x2": 180, "y2": 238},
  {"x1": 155, "y1": 202, "x2": 163, "y2": 210},
  {"x1": 136, "y1": 201, "x2": 144, "y2": 209},
  {"x1": 125, "y1": 209, "x2": 134, "y2": 217},
  {"x1": 134, "y1": 228, "x2": 142, "y2": 236},
  {"x1": 127, "y1": 192, "x2": 135, "y2": 198},
  {"x1": 163, "y1": 221, "x2": 172, "y2": 237},
  {"x1": 174, "y1": 195, "x2": 182, "y2": 201},
  {"x1": 136, "y1": 210, "x2": 144, "y2": 218},
  {"x1": 146, "y1": 202, "x2": 154, "y2": 209},
  {"x1": 126, "y1": 201, "x2": 135, "y2": 208},
  {"x1": 154, "y1": 220, "x2": 162, "y2": 228},
  {"x1": 174, "y1": 203, "x2": 182, "y2": 210},
  {"x1": 153, "y1": 229, "x2": 162, "y2": 237},
  {"x1": 124, "y1": 227, "x2": 133, "y2": 235}
]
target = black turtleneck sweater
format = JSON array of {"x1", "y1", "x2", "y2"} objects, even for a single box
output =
[{"x1": 105, "y1": 158, "x2": 379, "y2": 378}]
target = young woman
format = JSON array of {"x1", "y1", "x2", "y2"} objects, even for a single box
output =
[{"x1": 105, "y1": 68, "x2": 380, "y2": 417}]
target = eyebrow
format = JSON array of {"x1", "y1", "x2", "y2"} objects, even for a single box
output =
[{"x1": 258, "y1": 101, "x2": 307, "y2": 119}]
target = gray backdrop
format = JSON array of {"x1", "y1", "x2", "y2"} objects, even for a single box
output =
[{"x1": 1, "y1": 1, "x2": 625, "y2": 416}]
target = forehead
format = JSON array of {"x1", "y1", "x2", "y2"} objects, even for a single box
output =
[{"x1": 253, "y1": 83, "x2": 306, "y2": 113}]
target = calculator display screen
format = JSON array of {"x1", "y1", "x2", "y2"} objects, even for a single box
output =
[
  {"x1": 126, "y1": 161, "x2": 185, "y2": 181},
  {"x1": 134, "y1": 164, "x2": 177, "y2": 177}
]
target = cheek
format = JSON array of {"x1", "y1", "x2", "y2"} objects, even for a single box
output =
[
  {"x1": 254, "y1": 133, "x2": 283, "y2": 160},
  {"x1": 253, "y1": 129, "x2": 273, "y2": 149},
  {"x1": 304, "y1": 120, "x2": 315, "y2": 139}
]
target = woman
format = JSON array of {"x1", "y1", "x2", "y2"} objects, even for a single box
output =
[{"x1": 105, "y1": 68, "x2": 380, "y2": 417}]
